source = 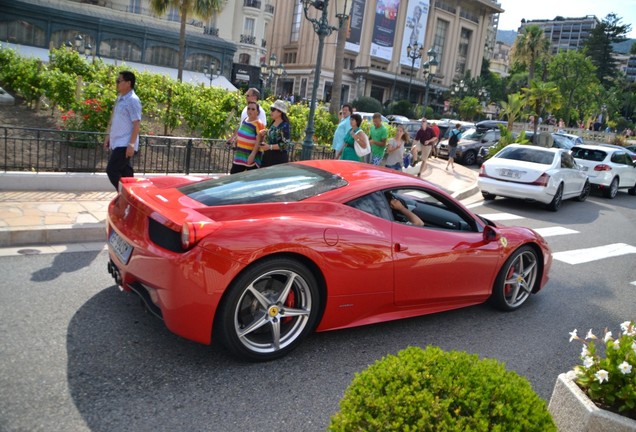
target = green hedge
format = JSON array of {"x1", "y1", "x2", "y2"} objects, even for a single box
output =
[{"x1": 329, "y1": 346, "x2": 555, "y2": 432}]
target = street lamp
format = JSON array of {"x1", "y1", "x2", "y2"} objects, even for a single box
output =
[
  {"x1": 203, "y1": 62, "x2": 219, "y2": 86},
  {"x1": 450, "y1": 80, "x2": 466, "y2": 115},
  {"x1": 300, "y1": 0, "x2": 350, "y2": 161},
  {"x1": 260, "y1": 53, "x2": 285, "y2": 94},
  {"x1": 406, "y1": 42, "x2": 424, "y2": 103},
  {"x1": 422, "y1": 48, "x2": 438, "y2": 115}
]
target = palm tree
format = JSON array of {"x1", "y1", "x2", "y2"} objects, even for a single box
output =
[
  {"x1": 499, "y1": 92, "x2": 524, "y2": 130},
  {"x1": 511, "y1": 25, "x2": 550, "y2": 83},
  {"x1": 522, "y1": 80, "x2": 562, "y2": 140},
  {"x1": 149, "y1": 0, "x2": 224, "y2": 81}
]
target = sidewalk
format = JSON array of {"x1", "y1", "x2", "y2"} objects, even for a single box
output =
[{"x1": 0, "y1": 158, "x2": 479, "y2": 248}]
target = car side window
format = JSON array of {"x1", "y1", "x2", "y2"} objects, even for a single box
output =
[
  {"x1": 611, "y1": 152, "x2": 628, "y2": 165},
  {"x1": 347, "y1": 191, "x2": 393, "y2": 221},
  {"x1": 561, "y1": 152, "x2": 575, "y2": 169}
]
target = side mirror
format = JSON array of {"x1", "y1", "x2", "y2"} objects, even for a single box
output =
[{"x1": 483, "y1": 225, "x2": 500, "y2": 243}]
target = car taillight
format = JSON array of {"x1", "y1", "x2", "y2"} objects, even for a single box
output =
[
  {"x1": 594, "y1": 164, "x2": 612, "y2": 171},
  {"x1": 531, "y1": 173, "x2": 550, "y2": 187},
  {"x1": 181, "y1": 222, "x2": 196, "y2": 249},
  {"x1": 479, "y1": 165, "x2": 488, "y2": 177}
]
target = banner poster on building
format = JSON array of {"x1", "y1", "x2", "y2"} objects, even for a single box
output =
[
  {"x1": 370, "y1": 0, "x2": 401, "y2": 61},
  {"x1": 399, "y1": 0, "x2": 430, "y2": 67},
  {"x1": 345, "y1": 0, "x2": 365, "y2": 53}
]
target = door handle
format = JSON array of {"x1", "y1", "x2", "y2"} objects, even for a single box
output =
[{"x1": 394, "y1": 243, "x2": 408, "y2": 252}]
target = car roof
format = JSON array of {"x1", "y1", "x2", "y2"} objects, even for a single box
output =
[
  {"x1": 356, "y1": 112, "x2": 390, "y2": 123},
  {"x1": 572, "y1": 143, "x2": 623, "y2": 153}
]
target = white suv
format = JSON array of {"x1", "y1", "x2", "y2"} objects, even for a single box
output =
[{"x1": 571, "y1": 144, "x2": 636, "y2": 198}]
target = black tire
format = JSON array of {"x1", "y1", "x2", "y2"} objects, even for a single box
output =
[
  {"x1": 215, "y1": 257, "x2": 321, "y2": 361},
  {"x1": 462, "y1": 150, "x2": 477, "y2": 166},
  {"x1": 482, "y1": 192, "x2": 496, "y2": 200},
  {"x1": 576, "y1": 179, "x2": 591, "y2": 202},
  {"x1": 628, "y1": 180, "x2": 636, "y2": 196},
  {"x1": 547, "y1": 183, "x2": 563, "y2": 212},
  {"x1": 490, "y1": 246, "x2": 539, "y2": 311},
  {"x1": 603, "y1": 177, "x2": 619, "y2": 199}
]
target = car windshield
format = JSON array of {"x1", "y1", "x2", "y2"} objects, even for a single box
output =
[
  {"x1": 496, "y1": 147, "x2": 555, "y2": 165},
  {"x1": 571, "y1": 147, "x2": 607, "y2": 162},
  {"x1": 179, "y1": 164, "x2": 348, "y2": 206},
  {"x1": 461, "y1": 128, "x2": 483, "y2": 140}
]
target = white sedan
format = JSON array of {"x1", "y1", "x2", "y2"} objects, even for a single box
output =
[
  {"x1": 478, "y1": 144, "x2": 590, "y2": 211},
  {"x1": 571, "y1": 144, "x2": 636, "y2": 198}
]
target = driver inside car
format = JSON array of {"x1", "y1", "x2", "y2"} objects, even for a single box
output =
[{"x1": 389, "y1": 196, "x2": 424, "y2": 226}]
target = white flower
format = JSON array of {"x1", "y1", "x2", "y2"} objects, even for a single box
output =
[
  {"x1": 583, "y1": 356, "x2": 595, "y2": 368},
  {"x1": 586, "y1": 329, "x2": 597, "y2": 340},
  {"x1": 603, "y1": 331, "x2": 613, "y2": 343},
  {"x1": 618, "y1": 362, "x2": 632, "y2": 375},
  {"x1": 633, "y1": 341, "x2": 636, "y2": 354},
  {"x1": 581, "y1": 345, "x2": 589, "y2": 357},
  {"x1": 595, "y1": 369, "x2": 609, "y2": 384},
  {"x1": 613, "y1": 340, "x2": 621, "y2": 350},
  {"x1": 621, "y1": 321, "x2": 636, "y2": 336},
  {"x1": 569, "y1": 329, "x2": 578, "y2": 342}
]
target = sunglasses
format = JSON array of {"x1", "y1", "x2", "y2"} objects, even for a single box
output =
[
  {"x1": 270, "y1": 108, "x2": 279, "y2": 112},
  {"x1": 116, "y1": 79, "x2": 127, "y2": 84}
]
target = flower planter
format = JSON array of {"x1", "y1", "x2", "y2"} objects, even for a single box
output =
[{"x1": 548, "y1": 373, "x2": 636, "y2": 432}]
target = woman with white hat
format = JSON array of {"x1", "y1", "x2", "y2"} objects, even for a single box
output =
[{"x1": 249, "y1": 99, "x2": 291, "y2": 167}]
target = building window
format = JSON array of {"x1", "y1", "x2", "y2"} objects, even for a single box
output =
[
  {"x1": 167, "y1": 6, "x2": 180, "y2": 22},
  {"x1": 455, "y1": 28, "x2": 471, "y2": 76},
  {"x1": 239, "y1": 53, "x2": 251, "y2": 64},
  {"x1": 324, "y1": 81, "x2": 332, "y2": 102},
  {"x1": 144, "y1": 45, "x2": 178, "y2": 67},
  {"x1": 244, "y1": 18, "x2": 255, "y2": 36},
  {"x1": 300, "y1": 77, "x2": 307, "y2": 98},
  {"x1": 433, "y1": 19, "x2": 448, "y2": 74},
  {"x1": 129, "y1": 0, "x2": 141, "y2": 14},
  {"x1": 100, "y1": 38, "x2": 142, "y2": 62},
  {"x1": 291, "y1": 1, "x2": 302, "y2": 43},
  {"x1": 370, "y1": 86, "x2": 385, "y2": 103}
]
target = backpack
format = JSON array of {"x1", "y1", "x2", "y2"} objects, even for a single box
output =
[{"x1": 449, "y1": 129, "x2": 460, "y2": 147}]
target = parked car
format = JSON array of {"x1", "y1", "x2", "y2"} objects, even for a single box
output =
[
  {"x1": 357, "y1": 112, "x2": 390, "y2": 124},
  {"x1": 598, "y1": 144, "x2": 636, "y2": 162},
  {"x1": 554, "y1": 131, "x2": 584, "y2": 146},
  {"x1": 570, "y1": 144, "x2": 636, "y2": 198},
  {"x1": 386, "y1": 114, "x2": 410, "y2": 124},
  {"x1": 106, "y1": 160, "x2": 552, "y2": 361},
  {"x1": 475, "y1": 120, "x2": 507, "y2": 132},
  {"x1": 402, "y1": 120, "x2": 424, "y2": 142},
  {"x1": 439, "y1": 127, "x2": 501, "y2": 165},
  {"x1": 478, "y1": 144, "x2": 590, "y2": 211},
  {"x1": 476, "y1": 132, "x2": 575, "y2": 166},
  {"x1": 627, "y1": 145, "x2": 636, "y2": 153}
]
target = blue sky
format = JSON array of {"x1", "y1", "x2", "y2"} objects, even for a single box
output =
[{"x1": 497, "y1": 0, "x2": 636, "y2": 38}]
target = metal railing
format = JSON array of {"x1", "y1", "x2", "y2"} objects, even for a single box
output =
[{"x1": 0, "y1": 127, "x2": 336, "y2": 174}]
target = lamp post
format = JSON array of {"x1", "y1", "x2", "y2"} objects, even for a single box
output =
[
  {"x1": 203, "y1": 62, "x2": 219, "y2": 86},
  {"x1": 301, "y1": 0, "x2": 350, "y2": 161},
  {"x1": 260, "y1": 53, "x2": 285, "y2": 95},
  {"x1": 406, "y1": 42, "x2": 424, "y2": 103},
  {"x1": 450, "y1": 79, "x2": 466, "y2": 116},
  {"x1": 422, "y1": 48, "x2": 438, "y2": 115}
]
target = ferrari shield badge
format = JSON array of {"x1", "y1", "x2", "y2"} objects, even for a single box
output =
[{"x1": 499, "y1": 236, "x2": 508, "y2": 248}]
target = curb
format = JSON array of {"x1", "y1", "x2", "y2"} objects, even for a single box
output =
[{"x1": 0, "y1": 224, "x2": 106, "y2": 248}]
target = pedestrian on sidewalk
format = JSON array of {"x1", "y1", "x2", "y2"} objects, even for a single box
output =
[
  {"x1": 369, "y1": 112, "x2": 388, "y2": 165},
  {"x1": 232, "y1": 101, "x2": 265, "y2": 173},
  {"x1": 333, "y1": 104, "x2": 352, "y2": 159},
  {"x1": 412, "y1": 118, "x2": 437, "y2": 177},
  {"x1": 227, "y1": 88, "x2": 267, "y2": 146},
  {"x1": 385, "y1": 124, "x2": 409, "y2": 171},
  {"x1": 446, "y1": 123, "x2": 461, "y2": 171},
  {"x1": 249, "y1": 99, "x2": 291, "y2": 168},
  {"x1": 103, "y1": 71, "x2": 142, "y2": 190}
]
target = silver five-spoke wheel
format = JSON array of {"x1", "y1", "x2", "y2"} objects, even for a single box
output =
[{"x1": 491, "y1": 246, "x2": 539, "y2": 311}]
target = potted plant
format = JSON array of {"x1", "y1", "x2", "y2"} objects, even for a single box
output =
[{"x1": 548, "y1": 320, "x2": 636, "y2": 431}]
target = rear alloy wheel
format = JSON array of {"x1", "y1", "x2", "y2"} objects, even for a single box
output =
[
  {"x1": 576, "y1": 179, "x2": 591, "y2": 202},
  {"x1": 603, "y1": 177, "x2": 619, "y2": 199},
  {"x1": 216, "y1": 258, "x2": 320, "y2": 361},
  {"x1": 462, "y1": 150, "x2": 477, "y2": 166},
  {"x1": 490, "y1": 246, "x2": 538, "y2": 311},
  {"x1": 547, "y1": 183, "x2": 563, "y2": 212}
]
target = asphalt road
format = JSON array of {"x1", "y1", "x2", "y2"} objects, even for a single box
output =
[{"x1": 1, "y1": 190, "x2": 635, "y2": 432}]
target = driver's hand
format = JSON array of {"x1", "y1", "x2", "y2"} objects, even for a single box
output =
[{"x1": 390, "y1": 198, "x2": 405, "y2": 211}]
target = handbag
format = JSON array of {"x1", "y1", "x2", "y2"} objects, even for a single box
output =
[{"x1": 353, "y1": 131, "x2": 371, "y2": 157}]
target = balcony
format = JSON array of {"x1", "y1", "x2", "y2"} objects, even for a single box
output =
[
  {"x1": 203, "y1": 26, "x2": 219, "y2": 37},
  {"x1": 265, "y1": 4, "x2": 274, "y2": 14},
  {"x1": 240, "y1": 34, "x2": 256, "y2": 45},
  {"x1": 243, "y1": 0, "x2": 261, "y2": 9}
]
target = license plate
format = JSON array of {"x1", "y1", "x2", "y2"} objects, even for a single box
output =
[
  {"x1": 499, "y1": 168, "x2": 523, "y2": 179},
  {"x1": 109, "y1": 230, "x2": 133, "y2": 264}
]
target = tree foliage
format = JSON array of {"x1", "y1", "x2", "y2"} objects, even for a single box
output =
[
  {"x1": 499, "y1": 93, "x2": 524, "y2": 130},
  {"x1": 547, "y1": 50, "x2": 601, "y2": 127},
  {"x1": 522, "y1": 80, "x2": 562, "y2": 138},
  {"x1": 511, "y1": 25, "x2": 550, "y2": 83},
  {"x1": 583, "y1": 13, "x2": 631, "y2": 86}
]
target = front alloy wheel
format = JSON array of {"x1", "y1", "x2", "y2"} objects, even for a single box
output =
[
  {"x1": 576, "y1": 179, "x2": 591, "y2": 202},
  {"x1": 490, "y1": 246, "x2": 539, "y2": 311},
  {"x1": 603, "y1": 177, "x2": 619, "y2": 199},
  {"x1": 216, "y1": 258, "x2": 320, "y2": 361}
]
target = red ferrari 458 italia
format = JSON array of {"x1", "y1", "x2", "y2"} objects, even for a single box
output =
[{"x1": 106, "y1": 160, "x2": 552, "y2": 361}]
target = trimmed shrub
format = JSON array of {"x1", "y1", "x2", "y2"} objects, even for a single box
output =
[
  {"x1": 329, "y1": 346, "x2": 555, "y2": 432},
  {"x1": 352, "y1": 95, "x2": 383, "y2": 113}
]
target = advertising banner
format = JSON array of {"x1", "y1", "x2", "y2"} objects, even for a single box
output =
[
  {"x1": 399, "y1": 0, "x2": 430, "y2": 67},
  {"x1": 345, "y1": 0, "x2": 366, "y2": 53},
  {"x1": 370, "y1": 0, "x2": 400, "y2": 61}
]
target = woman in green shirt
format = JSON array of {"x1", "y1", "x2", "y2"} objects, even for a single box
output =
[{"x1": 340, "y1": 113, "x2": 367, "y2": 161}]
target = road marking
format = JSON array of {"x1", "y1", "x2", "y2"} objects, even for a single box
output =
[
  {"x1": 478, "y1": 212, "x2": 524, "y2": 221},
  {"x1": 533, "y1": 227, "x2": 579, "y2": 237},
  {"x1": 553, "y1": 243, "x2": 636, "y2": 265},
  {"x1": 631, "y1": 281, "x2": 636, "y2": 286}
]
